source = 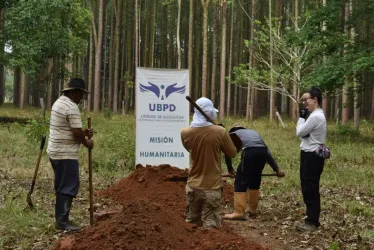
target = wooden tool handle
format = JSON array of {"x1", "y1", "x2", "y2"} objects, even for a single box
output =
[{"x1": 87, "y1": 117, "x2": 94, "y2": 226}]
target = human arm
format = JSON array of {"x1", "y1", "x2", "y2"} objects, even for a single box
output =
[
  {"x1": 68, "y1": 105, "x2": 94, "y2": 149},
  {"x1": 221, "y1": 130, "x2": 237, "y2": 158},
  {"x1": 265, "y1": 149, "x2": 284, "y2": 177},
  {"x1": 71, "y1": 128, "x2": 94, "y2": 149},
  {"x1": 296, "y1": 115, "x2": 317, "y2": 138},
  {"x1": 224, "y1": 155, "x2": 235, "y2": 176}
]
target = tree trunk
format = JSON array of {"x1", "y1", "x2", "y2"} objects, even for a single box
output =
[
  {"x1": 342, "y1": 0, "x2": 350, "y2": 125},
  {"x1": 210, "y1": 3, "x2": 218, "y2": 104},
  {"x1": 46, "y1": 58, "x2": 54, "y2": 109},
  {"x1": 19, "y1": 69, "x2": 26, "y2": 110},
  {"x1": 188, "y1": 0, "x2": 194, "y2": 97},
  {"x1": 246, "y1": 0, "x2": 256, "y2": 121},
  {"x1": 176, "y1": 0, "x2": 182, "y2": 69},
  {"x1": 0, "y1": 8, "x2": 4, "y2": 105},
  {"x1": 226, "y1": 0, "x2": 234, "y2": 116},
  {"x1": 161, "y1": 5, "x2": 167, "y2": 68},
  {"x1": 93, "y1": 0, "x2": 105, "y2": 112},
  {"x1": 150, "y1": 0, "x2": 156, "y2": 68},
  {"x1": 113, "y1": 0, "x2": 123, "y2": 113},
  {"x1": 108, "y1": 0, "x2": 116, "y2": 110},
  {"x1": 350, "y1": 0, "x2": 359, "y2": 129},
  {"x1": 125, "y1": 3, "x2": 133, "y2": 114},
  {"x1": 168, "y1": 3, "x2": 175, "y2": 68},
  {"x1": 194, "y1": 4, "x2": 202, "y2": 101},
  {"x1": 269, "y1": 0, "x2": 274, "y2": 122},
  {"x1": 201, "y1": 0, "x2": 210, "y2": 97},
  {"x1": 219, "y1": 0, "x2": 227, "y2": 120},
  {"x1": 134, "y1": 0, "x2": 139, "y2": 112}
]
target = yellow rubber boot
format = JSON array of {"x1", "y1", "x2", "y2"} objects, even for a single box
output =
[
  {"x1": 223, "y1": 192, "x2": 247, "y2": 221},
  {"x1": 246, "y1": 189, "x2": 259, "y2": 217}
]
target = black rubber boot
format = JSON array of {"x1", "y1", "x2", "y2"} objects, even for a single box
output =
[{"x1": 55, "y1": 194, "x2": 81, "y2": 231}]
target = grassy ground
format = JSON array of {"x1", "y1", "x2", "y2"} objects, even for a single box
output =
[{"x1": 1, "y1": 103, "x2": 374, "y2": 249}]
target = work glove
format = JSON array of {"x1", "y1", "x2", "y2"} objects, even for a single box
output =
[
  {"x1": 299, "y1": 108, "x2": 308, "y2": 119},
  {"x1": 276, "y1": 169, "x2": 285, "y2": 178}
]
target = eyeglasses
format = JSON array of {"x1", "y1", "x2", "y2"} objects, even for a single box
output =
[{"x1": 302, "y1": 97, "x2": 315, "y2": 103}]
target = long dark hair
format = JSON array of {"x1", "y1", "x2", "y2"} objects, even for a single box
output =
[{"x1": 308, "y1": 86, "x2": 322, "y2": 106}]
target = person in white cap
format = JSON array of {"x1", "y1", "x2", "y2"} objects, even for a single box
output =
[
  {"x1": 181, "y1": 97, "x2": 237, "y2": 230},
  {"x1": 47, "y1": 78, "x2": 94, "y2": 231}
]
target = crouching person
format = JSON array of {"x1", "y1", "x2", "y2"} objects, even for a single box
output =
[
  {"x1": 181, "y1": 97, "x2": 237, "y2": 230},
  {"x1": 223, "y1": 124, "x2": 285, "y2": 220}
]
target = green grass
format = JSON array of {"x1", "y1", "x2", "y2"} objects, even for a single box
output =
[{"x1": 1, "y1": 103, "x2": 374, "y2": 249}]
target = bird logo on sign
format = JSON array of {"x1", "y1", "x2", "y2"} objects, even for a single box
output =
[{"x1": 139, "y1": 82, "x2": 186, "y2": 100}]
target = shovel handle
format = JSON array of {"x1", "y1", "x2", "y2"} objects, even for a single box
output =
[
  {"x1": 88, "y1": 118, "x2": 94, "y2": 226},
  {"x1": 30, "y1": 136, "x2": 46, "y2": 189}
]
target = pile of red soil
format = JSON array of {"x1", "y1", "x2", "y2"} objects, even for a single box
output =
[{"x1": 54, "y1": 165, "x2": 264, "y2": 250}]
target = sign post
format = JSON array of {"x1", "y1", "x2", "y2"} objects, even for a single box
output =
[{"x1": 135, "y1": 68, "x2": 190, "y2": 169}]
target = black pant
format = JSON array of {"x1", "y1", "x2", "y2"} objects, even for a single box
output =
[
  {"x1": 50, "y1": 159, "x2": 80, "y2": 197},
  {"x1": 300, "y1": 151, "x2": 324, "y2": 227},
  {"x1": 234, "y1": 147, "x2": 268, "y2": 192}
]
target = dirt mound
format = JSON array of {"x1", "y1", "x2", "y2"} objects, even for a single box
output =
[{"x1": 53, "y1": 165, "x2": 264, "y2": 250}]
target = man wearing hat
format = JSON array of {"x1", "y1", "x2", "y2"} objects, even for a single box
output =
[
  {"x1": 181, "y1": 97, "x2": 237, "y2": 230},
  {"x1": 47, "y1": 78, "x2": 94, "y2": 231},
  {"x1": 223, "y1": 123, "x2": 285, "y2": 220}
]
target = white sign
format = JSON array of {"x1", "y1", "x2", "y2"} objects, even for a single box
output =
[{"x1": 136, "y1": 68, "x2": 190, "y2": 169}]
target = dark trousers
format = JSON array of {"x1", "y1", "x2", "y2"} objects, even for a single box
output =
[
  {"x1": 300, "y1": 151, "x2": 324, "y2": 227},
  {"x1": 234, "y1": 147, "x2": 268, "y2": 192},
  {"x1": 50, "y1": 159, "x2": 80, "y2": 197}
]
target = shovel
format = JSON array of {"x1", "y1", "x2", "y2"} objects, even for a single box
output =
[
  {"x1": 88, "y1": 117, "x2": 94, "y2": 226},
  {"x1": 26, "y1": 135, "x2": 46, "y2": 209}
]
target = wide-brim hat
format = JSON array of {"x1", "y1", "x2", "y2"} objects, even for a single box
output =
[
  {"x1": 60, "y1": 78, "x2": 90, "y2": 93},
  {"x1": 229, "y1": 123, "x2": 246, "y2": 133}
]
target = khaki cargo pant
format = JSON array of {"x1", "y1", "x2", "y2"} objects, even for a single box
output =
[{"x1": 185, "y1": 185, "x2": 222, "y2": 229}]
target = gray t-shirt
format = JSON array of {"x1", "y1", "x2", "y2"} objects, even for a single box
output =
[{"x1": 232, "y1": 129, "x2": 266, "y2": 149}]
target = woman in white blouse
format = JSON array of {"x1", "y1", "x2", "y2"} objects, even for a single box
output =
[{"x1": 296, "y1": 86, "x2": 326, "y2": 232}]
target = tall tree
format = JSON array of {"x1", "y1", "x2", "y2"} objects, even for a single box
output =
[
  {"x1": 201, "y1": 0, "x2": 210, "y2": 97},
  {"x1": 246, "y1": 0, "x2": 256, "y2": 121},
  {"x1": 269, "y1": 0, "x2": 274, "y2": 122},
  {"x1": 226, "y1": 0, "x2": 234, "y2": 116},
  {"x1": 0, "y1": 7, "x2": 4, "y2": 105},
  {"x1": 150, "y1": 0, "x2": 156, "y2": 68},
  {"x1": 350, "y1": 0, "x2": 359, "y2": 129},
  {"x1": 188, "y1": 0, "x2": 194, "y2": 97},
  {"x1": 93, "y1": 0, "x2": 105, "y2": 112},
  {"x1": 210, "y1": 3, "x2": 219, "y2": 104},
  {"x1": 177, "y1": 0, "x2": 182, "y2": 69},
  {"x1": 19, "y1": 69, "x2": 26, "y2": 109},
  {"x1": 342, "y1": 0, "x2": 350, "y2": 124},
  {"x1": 219, "y1": 0, "x2": 227, "y2": 120},
  {"x1": 108, "y1": 0, "x2": 116, "y2": 110},
  {"x1": 291, "y1": 0, "x2": 299, "y2": 122},
  {"x1": 113, "y1": 0, "x2": 123, "y2": 113}
]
